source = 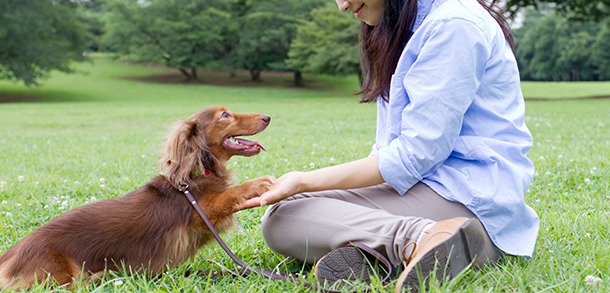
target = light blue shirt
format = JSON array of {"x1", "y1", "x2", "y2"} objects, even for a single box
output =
[{"x1": 370, "y1": 0, "x2": 539, "y2": 257}]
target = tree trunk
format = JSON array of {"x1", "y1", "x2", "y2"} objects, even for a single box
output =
[
  {"x1": 250, "y1": 53, "x2": 262, "y2": 82},
  {"x1": 179, "y1": 68, "x2": 192, "y2": 81},
  {"x1": 191, "y1": 67, "x2": 198, "y2": 81},
  {"x1": 294, "y1": 71, "x2": 303, "y2": 87},
  {"x1": 250, "y1": 68, "x2": 261, "y2": 81}
]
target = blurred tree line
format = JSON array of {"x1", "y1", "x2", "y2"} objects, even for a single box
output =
[
  {"x1": 514, "y1": 7, "x2": 610, "y2": 81},
  {"x1": 1, "y1": 0, "x2": 609, "y2": 86}
]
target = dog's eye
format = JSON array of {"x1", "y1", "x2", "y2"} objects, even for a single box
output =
[{"x1": 221, "y1": 112, "x2": 230, "y2": 119}]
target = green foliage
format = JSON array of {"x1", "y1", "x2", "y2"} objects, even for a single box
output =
[
  {"x1": 514, "y1": 9, "x2": 610, "y2": 81},
  {"x1": 104, "y1": 0, "x2": 234, "y2": 81},
  {"x1": 506, "y1": 0, "x2": 610, "y2": 22},
  {"x1": 230, "y1": 0, "x2": 327, "y2": 81},
  {"x1": 591, "y1": 24, "x2": 610, "y2": 80},
  {"x1": 0, "y1": 0, "x2": 90, "y2": 86},
  {"x1": 287, "y1": 3, "x2": 361, "y2": 79},
  {"x1": 104, "y1": 0, "x2": 326, "y2": 82}
]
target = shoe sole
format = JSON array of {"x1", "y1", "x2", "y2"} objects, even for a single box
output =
[
  {"x1": 314, "y1": 246, "x2": 375, "y2": 287},
  {"x1": 397, "y1": 218, "x2": 486, "y2": 293}
]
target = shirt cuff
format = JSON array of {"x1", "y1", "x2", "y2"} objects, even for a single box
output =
[{"x1": 378, "y1": 145, "x2": 422, "y2": 195}]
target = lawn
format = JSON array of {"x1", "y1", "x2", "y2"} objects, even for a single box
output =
[{"x1": 0, "y1": 59, "x2": 608, "y2": 292}]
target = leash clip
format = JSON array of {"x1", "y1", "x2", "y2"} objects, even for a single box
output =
[{"x1": 178, "y1": 183, "x2": 189, "y2": 193}]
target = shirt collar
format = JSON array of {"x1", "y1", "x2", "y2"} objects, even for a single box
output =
[{"x1": 412, "y1": 0, "x2": 447, "y2": 32}]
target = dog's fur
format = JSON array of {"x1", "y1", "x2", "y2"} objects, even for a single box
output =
[{"x1": 0, "y1": 106, "x2": 273, "y2": 290}]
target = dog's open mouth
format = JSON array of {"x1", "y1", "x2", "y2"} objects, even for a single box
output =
[{"x1": 223, "y1": 136, "x2": 267, "y2": 154}]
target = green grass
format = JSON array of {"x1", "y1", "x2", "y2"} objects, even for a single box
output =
[
  {"x1": 521, "y1": 81, "x2": 610, "y2": 99},
  {"x1": 0, "y1": 59, "x2": 609, "y2": 292}
]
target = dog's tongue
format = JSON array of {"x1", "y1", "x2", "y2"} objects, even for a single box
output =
[{"x1": 235, "y1": 138, "x2": 267, "y2": 152}]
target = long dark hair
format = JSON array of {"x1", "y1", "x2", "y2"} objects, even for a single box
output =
[{"x1": 358, "y1": 0, "x2": 515, "y2": 103}]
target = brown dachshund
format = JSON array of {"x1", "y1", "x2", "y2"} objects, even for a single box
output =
[{"x1": 0, "y1": 106, "x2": 274, "y2": 290}]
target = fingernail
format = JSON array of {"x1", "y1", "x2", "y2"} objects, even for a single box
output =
[{"x1": 261, "y1": 200, "x2": 267, "y2": 206}]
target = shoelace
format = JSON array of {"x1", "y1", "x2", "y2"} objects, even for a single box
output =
[{"x1": 400, "y1": 230, "x2": 453, "y2": 271}]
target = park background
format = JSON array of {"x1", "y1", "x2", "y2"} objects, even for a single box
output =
[{"x1": 0, "y1": 0, "x2": 609, "y2": 292}]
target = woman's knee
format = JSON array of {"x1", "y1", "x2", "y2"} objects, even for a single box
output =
[{"x1": 260, "y1": 202, "x2": 293, "y2": 253}]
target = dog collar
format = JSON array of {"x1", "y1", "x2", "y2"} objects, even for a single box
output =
[{"x1": 191, "y1": 169, "x2": 211, "y2": 176}]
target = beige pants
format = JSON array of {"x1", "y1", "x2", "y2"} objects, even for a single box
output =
[{"x1": 261, "y1": 182, "x2": 503, "y2": 266}]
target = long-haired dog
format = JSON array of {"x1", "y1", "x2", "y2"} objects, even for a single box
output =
[{"x1": 0, "y1": 106, "x2": 274, "y2": 290}]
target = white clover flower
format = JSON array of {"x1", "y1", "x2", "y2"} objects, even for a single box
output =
[
  {"x1": 18, "y1": 176, "x2": 24, "y2": 182},
  {"x1": 6, "y1": 212, "x2": 12, "y2": 217},
  {"x1": 309, "y1": 163, "x2": 315, "y2": 168},
  {"x1": 1, "y1": 200, "x2": 6, "y2": 204},
  {"x1": 330, "y1": 157, "x2": 335, "y2": 163},
  {"x1": 585, "y1": 178, "x2": 591, "y2": 184},
  {"x1": 539, "y1": 156, "x2": 545, "y2": 160},
  {"x1": 100, "y1": 184, "x2": 105, "y2": 189},
  {"x1": 593, "y1": 167, "x2": 597, "y2": 171},
  {"x1": 141, "y1": 155, "x2": 146, "y2": 158},
  {"x1": 114, "y1": 280, "x2": 124, "y2": 286},
  {"x1": 584, "y1": 275, "x2": 602, "y2": 287},
  {"x1": 99, "y1": 178, "x2": 105, "y2": 184},
  {"x1": 91, "y1": 197, "x2": 97, "y2": 202},
  {"x1": 558, "y1": 155, "x2": 563, "y2": 159},
  {"x1": 61, "y1": 201, "x2": 69, "y2": 207}
]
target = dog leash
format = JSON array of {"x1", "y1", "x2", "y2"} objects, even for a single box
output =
[{"x1": 178, "y1": 184, "x2": 394, "y2": 292}]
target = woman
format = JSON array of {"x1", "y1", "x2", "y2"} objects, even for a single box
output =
[{"x1": 238, "y1": 0, "x2": 539, "y2": 291}]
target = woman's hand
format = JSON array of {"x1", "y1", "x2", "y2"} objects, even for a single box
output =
[
  {"x1": 235, "y1": 172, "x2": 304, "y2": 210},
  {"x1": 234, "y1": 155, "x2": 384, "y2": 211},
  {"x1": 258, "y1": 171, "x2": 304, "y2": 206}
]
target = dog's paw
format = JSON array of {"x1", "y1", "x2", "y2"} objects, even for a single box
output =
[{"x1": 244, "y1": 175, "x2": 274, "y2": 199}]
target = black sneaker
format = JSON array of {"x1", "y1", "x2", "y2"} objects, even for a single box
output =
[{"x1": 314, "y1": 243, "x2": 394, "y2": 290}]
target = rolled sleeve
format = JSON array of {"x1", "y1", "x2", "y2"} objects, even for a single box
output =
[{"x1": 378, "y1": 18, "x2": 491, "y2": 195}]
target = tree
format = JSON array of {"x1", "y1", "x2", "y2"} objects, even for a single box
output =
[
  {"x1": 514, "y1": 8, "x2": 606, "y2": 81},
  {"x1": 230, "y1": 0, "x2": 327, "y2": 83},
  {"x1": 286, "y1": 3, "x2": 361, "y2": 84},
  {"x1": 506, "y1": 0, "x2": 610, "y2": 22},
  {"x1": 0, "y1": 0, "x2": 90, "y2": 86},
  {"x1": 591, "y1": 22, "x2": 610, "y2": 80},
  {"x1": 104, "y1": 0, "x2": 234, "y2": 81}
]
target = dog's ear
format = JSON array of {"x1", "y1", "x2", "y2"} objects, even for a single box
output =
[{"x1": 160, "y1": 119, "x2": 207, "y2": 188}]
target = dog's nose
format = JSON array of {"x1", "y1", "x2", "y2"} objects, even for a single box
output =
[{"x1": 262, "y1": 115, "x2": 271, "y2": 124}]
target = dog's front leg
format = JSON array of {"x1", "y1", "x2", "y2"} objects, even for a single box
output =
[{"x1": 208, "y1": 175, "x2": 274, "y2": 215}]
